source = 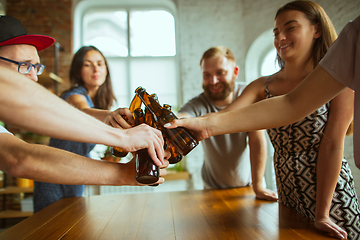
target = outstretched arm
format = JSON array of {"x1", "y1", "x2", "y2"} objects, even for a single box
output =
[
  {"x1": 167, "y1": 66, "x2": 346, "y2": 141},
  {"x1": 0, "y1": 133, "x2": 169, "y2": 185},
  {"x1": 64, "y1": 94, "x2": 135, "y2": 128},
  {"x1": 0, "y1": 67, "x2": 164, "y2": 165}
]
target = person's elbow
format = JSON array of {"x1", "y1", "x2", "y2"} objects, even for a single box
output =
[
  {"x1": 0, "y1": 139, "x2": 32, "y2": 178},
  {"x1": 1, "y1": 153, "x2": 28, "y2": 178}
]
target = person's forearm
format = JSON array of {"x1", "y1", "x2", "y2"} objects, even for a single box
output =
[
  {"x1": 0, "y1": 67, "x2": 126, "y2": 146},
  {"x1": 0, "y1": 134, "x2": 131, "y2": 185},
  {"x1": 315, "y1": 138, "x2": 343, "y2": 219},
  {"x1": 82, "y1": 108, "x2": 111, "y2": 123},
  {"x1": 248, "y1": 131, "x2": 267, "y2": 192},
  {"x1": 207, "y1": 96, "x2": 298, "y2": 136},
  {"x1": 207, "y1": 66, "x2": 346, "y2": 137}
]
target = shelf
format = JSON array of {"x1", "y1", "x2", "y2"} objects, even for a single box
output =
[
  {"x1": 0, "y1": 187, "x2": 34, "y2": 194},
  {"x1": 0, "y1": 186, "x2": 34, "y2": 219},
  {"x1": 0, "y1": 210, "x2": 33, "y2": 219},
  {"x1": 163, "y1": 171, "x2": 190, "y2": 181}
]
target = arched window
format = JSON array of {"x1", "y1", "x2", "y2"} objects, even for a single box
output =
[
  {"x1": 74, "y1": 0, "x2": 178, "y2": 109},
  {"x1": 245, "y1": 29, "x2": 280, "y2": 83},
  {"x1": 261, "y1": 48, "x2": 279, "y2": 76}
]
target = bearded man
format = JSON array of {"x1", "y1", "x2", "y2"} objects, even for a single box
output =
[{"x1": 178, "y1": 46, "x2": 277, "y2": 200}]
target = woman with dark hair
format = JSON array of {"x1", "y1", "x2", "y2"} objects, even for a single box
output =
[
  {"x1": 34, "y1": 46, "x2": 134, "y2": 212},
  {"x1": 69, "y1": 46, "x2": 115, "y2": 110},
  {"x1": 170, "y1": 1, "x2": 359, "y2": 239}
]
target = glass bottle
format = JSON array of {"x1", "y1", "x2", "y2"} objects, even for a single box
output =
[
  {"x1": 135, "y1": 86, "x2": 199, "y2": 156},
  {"x1": 167, "y1": 144, "x2": 183, "y2": 164},
  {"x1": 129, "y1": 94, "x2": 142, "y2": 113},
  {"x1": 162, "y1": 104, "x2": 183, "y2": 164},
  {"x1": 134, "y1": 108, "x2": 160, "y2": 185}
]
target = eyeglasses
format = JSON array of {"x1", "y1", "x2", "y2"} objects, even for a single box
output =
[{"x1": 0, "y1": 56, "x2": 45, "y2": 75}]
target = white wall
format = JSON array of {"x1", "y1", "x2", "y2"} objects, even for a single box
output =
[{"x1": 175, "y1": 0, "x2": 360, "y2": 103}]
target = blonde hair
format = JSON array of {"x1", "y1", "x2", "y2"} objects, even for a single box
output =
[{"x1": 200, "y1": 46, "x2": 236, "y2": 66}]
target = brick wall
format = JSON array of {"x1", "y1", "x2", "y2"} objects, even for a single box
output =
[{"x1": 6, "y1": 0, "x2": 72, "y2": 86}]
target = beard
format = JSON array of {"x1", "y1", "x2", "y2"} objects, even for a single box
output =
[{"x1": 203, "y1": 79, "x2": 235, "y2": 102}]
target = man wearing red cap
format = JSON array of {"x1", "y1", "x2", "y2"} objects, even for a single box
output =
[
  {"x1": 0, "y1": 16, "x2": 168, "y2": 188},
  {"x1": 0, "y1": 16, "x2": 55, "y2": 81}
]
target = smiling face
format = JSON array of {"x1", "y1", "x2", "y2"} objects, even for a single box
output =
[
  {"x1": 80, "y1": 50, "x2": 107, "y2": 90},
  {"x1": 201, "y1": 55, "x2": 238, "y2": 105},
  {"x1": 273, "y1": 10, "x2": 320, "y2": 65}
]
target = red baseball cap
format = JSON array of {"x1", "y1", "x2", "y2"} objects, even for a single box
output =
[{"x1": 0, "y1": 16, "x2": 55, "y2": 51}]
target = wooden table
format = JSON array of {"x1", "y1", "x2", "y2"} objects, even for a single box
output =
[{"x1": 0, "y1": 187, "x2": 334, "y2": 240}]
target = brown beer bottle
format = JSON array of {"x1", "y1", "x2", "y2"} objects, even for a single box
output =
[
  {"x1": 144, "y1": 106, "x2": 157, "y2": 128},
  {"x1": 135, "y1": 86, "x2": 198, "y2": 156},
  {"x1": 134, "y1": 108, "x2": 160, "y2": 185},
  {"x1": 142, "y1": 94, "x2": 183, "y2": 163},
  {"x1": 111, "y1": 147, "x2": 128, "y2": 158},
  {"x1": 162, "y1": 104, "x2": 183, "y2": 164},
  {"x1": 168, "y1": 144, "x2": 183, "y2": 164},
  {"x1": 129, "y1": 94, "x2": 142, "y2": 113}
]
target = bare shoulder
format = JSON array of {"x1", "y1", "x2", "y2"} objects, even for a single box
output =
[
  {"x1": 65, "y1": 94, "x2": 89, "y2": 109},
  {"x1": 243, "y1": 76, "x2": 270, "y2": 100},
  {"x1": 247, "y1": 76, "x2": 269, "y2": 88},
  {"x1": 66, "y1": 94, "x2": 87, "y2": 104}
]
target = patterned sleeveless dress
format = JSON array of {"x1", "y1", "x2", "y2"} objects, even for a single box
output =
[{"x1": 265, "y1": 79, "x2": 360, "y2": 239}]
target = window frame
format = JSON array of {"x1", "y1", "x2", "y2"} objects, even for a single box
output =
[{"x1": 73, "y1": 0, "x2": 181, "y2": 107}]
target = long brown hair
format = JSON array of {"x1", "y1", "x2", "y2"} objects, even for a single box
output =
[
  {"x1": 275, "y1": 0, "x2": 337, "y2": 69},
  {"x1": 68, "y1": 45, "x2": 116, "y2": 110},
  {"x1": 275, "y1": 1, "x2": 353, "y2": 135}
]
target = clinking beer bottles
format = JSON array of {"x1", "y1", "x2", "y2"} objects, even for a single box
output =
[
  {"x1": 110, "y1": 86, "x2": 198, "y2": 184},
  {"x1": 134, "y1": 108, "x2": 160, "y2": 184},
  {"x1": 145, "y1": 104, "x2": 182, "y2": 164},
  {"x1": 135, "y1": 86, "x2": 198, "y2": 156}
]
